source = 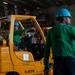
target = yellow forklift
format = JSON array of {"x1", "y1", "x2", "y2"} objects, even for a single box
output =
[{"x1": 0, "y1": 15, "x2": 53, "y2": 75}]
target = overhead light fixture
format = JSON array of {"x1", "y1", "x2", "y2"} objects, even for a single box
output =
[
  {"x1": 24, "y1": 9, "x2": 26, "y2": 11},
  {"x1": 37, "y1": 7, "x2": 39, "y2": 9},
  {"x1": 3, "y1": 1, "x2": 8, "y2": 4},
  {"x1": 56, "y1": 2, "x2": 59, "y2": 4}
]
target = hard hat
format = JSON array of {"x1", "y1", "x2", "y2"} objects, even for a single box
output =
[
  {"x1": 56, "y1": 8, "x2": 72, "y2": 18},
  {"x1": 14, "y1": 21, "x2": 19, "y2": 26}
]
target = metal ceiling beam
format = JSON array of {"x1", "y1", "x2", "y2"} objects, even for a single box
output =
[
  {"x1": 18, "y1": 0, "x2": 34, "y2": 7},
  {"x1": 2, "y1": 0, "x2": 26, "y2": 8},
  {"x1": 33, "y1": 0, "x2": 47, "y2": 7}
]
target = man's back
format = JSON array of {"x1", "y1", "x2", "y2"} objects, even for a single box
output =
[{"x1": 47, "y1": 25, "x2": 75, "y2": 58}]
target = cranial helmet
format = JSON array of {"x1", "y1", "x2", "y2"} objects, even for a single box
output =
[
  {"x1": 14, "y1": 21, "x2": 19, "y2": 26},
  {"x1": 56, "y1": 8, "x2": 72, "y2": 18}
]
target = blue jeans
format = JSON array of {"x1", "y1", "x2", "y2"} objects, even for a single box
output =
[{"x1": 53, "y1": 57, "x2": 75, "y2": 75}]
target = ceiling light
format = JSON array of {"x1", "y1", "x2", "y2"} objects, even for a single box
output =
[
  {"x1": 3, "y1": 1, "x2": 8, "y2": 4},
  {"x1": 24, "y1": 9, "x2": 26, "y2": 11},
  {"x1": 56, "y1": 2, "x2": 59, "y2": 4},
  {"x1": 37, "y1": 7, "x2": 39, "y2": 9}
]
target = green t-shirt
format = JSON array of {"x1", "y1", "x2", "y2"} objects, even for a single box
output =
[
  {"x1": 44, "y1": 23, "x2": 75, "y2": 69},
  {"x1": 14, "y1": 29, "x2": 26, "y2": 45}
]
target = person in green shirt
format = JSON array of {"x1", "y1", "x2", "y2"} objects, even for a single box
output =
[
  {"x1": 44, "y1": 8, "x2": 75, "y2": 75},
  {"x1": 14, "y1": 21, "x2": 29, "y2": 50}
]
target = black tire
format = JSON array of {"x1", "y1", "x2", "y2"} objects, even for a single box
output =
[{"x1": 5, "y1": 71, "x2": 20, "y2": 75}]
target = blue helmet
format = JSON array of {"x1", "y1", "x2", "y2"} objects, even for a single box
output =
[
  {"x1": 14, "y1": 21, "x2": 19, "y2": 26},
  {"x1": 56, "y1": 8, "x2": 72, "y2": 18}
]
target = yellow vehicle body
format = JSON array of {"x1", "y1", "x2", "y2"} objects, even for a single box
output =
[{"x1": 0, "y1": 15, "x2": 53, "y2": 75}]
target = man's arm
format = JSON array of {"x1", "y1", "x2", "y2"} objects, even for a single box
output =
[
  {"x1": 44, "y1": 30, "x2": 51, "y2": 69},
  {"x1": 71, "y1": 26, "x2": 75, "y2": 38},
  {"x1": 14, "y1": 29, "x2": 26, "y2": 35}
]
